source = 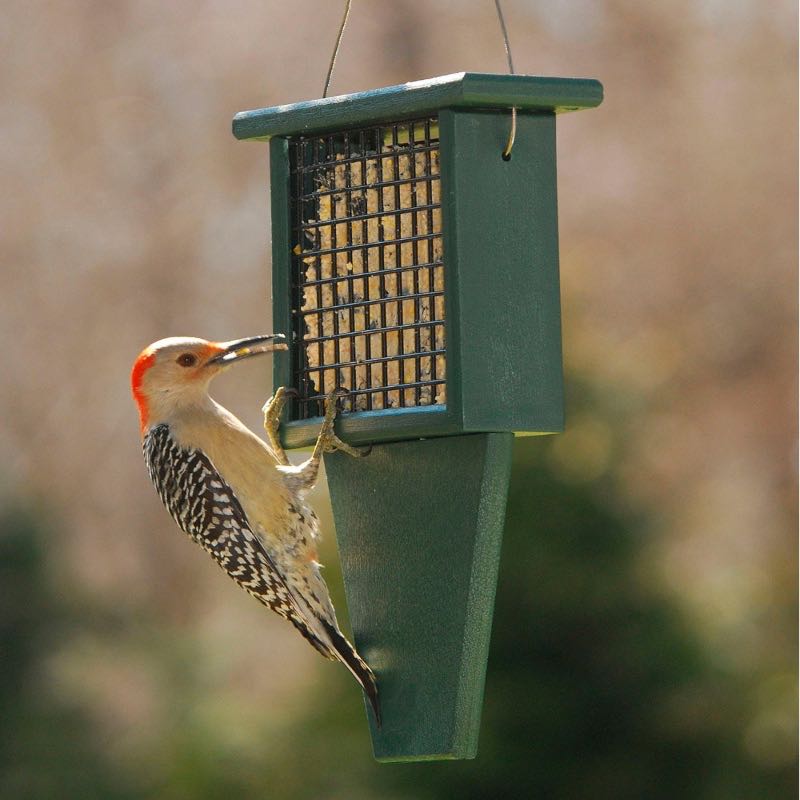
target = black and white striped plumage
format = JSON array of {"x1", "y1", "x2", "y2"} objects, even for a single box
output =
[{"x1": 144, "y1": 423, "x2": 333, "y2": 655}]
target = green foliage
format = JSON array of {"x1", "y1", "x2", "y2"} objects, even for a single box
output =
[
  {"x1": 0, "y1": 439, "x2": 794, "y2": 798},
  {"x1": 0, "y1": 504, "x2": 137, "y2": 800}
]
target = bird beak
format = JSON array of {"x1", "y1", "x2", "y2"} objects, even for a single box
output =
[{"x1": 207, "y1": 334, "x2": 288, "y2": 365}]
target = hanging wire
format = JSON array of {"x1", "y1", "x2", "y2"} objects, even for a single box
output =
[
  {"x1": 323, "y1": 1, "x2": 516, "y2": 155},
  {"x1": 323, "y1": 0, "x2": 353, "y2": 98},
  {"x1": 494, "y1": 0, "x2": 517, "y2": 159}
]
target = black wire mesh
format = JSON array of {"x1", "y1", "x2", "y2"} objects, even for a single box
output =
[{"x1": 289, "y1": 117, "x2": 446, "y2": 419}]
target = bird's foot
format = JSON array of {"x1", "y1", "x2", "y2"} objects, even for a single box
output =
[
  {"x1": 262, "y1": 387, "x2": 298, "y2": 466},
  {"x1": 317, "y1": 388, "x2": 371, "y2": 459}
]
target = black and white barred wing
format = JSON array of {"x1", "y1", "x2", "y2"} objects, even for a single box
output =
[{"x1": 142, "y1": 424, "x2": 329, "y2": 654}]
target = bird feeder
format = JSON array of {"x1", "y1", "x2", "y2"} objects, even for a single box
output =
[{"x1": 234, "y1": 72, "x2": 602, "y2": 761}]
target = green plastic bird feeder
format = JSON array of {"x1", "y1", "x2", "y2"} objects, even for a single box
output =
[{"x1": 234, "y1": 72, "x2": 602, "y2": 761}]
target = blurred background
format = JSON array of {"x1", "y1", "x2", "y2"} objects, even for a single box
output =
[{"x1": 0, "y1": 1, "x2": 796, "y2": 797}]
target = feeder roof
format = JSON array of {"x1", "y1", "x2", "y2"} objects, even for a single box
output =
[{"x1": 233, "y1": 72, "x2": 602, "y2": 141}]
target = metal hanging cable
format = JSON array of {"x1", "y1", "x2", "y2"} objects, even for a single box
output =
[
  {"x1": 323, "y1": 0, "x2": 518, "y2": 159},
  {"x1": 323, "y1": 0, "x2": 353, "y2": 99}
]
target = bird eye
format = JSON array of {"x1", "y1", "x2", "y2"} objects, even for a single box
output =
[{"x1": 177, "y1": 353, "x2": 197, "y2": 368}]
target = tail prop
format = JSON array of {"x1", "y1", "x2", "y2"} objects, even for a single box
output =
[{"x1": 321, "y1": 619, "x2": 381, "y2": 728}]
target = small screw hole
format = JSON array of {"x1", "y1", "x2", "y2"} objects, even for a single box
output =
[{"x1": 501, "y1": 152, "x2": 512, "y2": 162}]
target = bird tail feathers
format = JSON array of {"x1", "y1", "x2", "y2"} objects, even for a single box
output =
[{"x1": 320, "y1": 619, "x2": 381, "y2": 728}]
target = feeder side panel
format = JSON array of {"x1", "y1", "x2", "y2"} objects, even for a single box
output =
[
  {"x1": 326, "y1": 431, "x2": 514, "y2": 761},
  {"x1": 270, "y1": 135, "x2": 295, "y2": 430},
  {"x1": 440, "y1": 109, "x2": 564, "y2": 434}
]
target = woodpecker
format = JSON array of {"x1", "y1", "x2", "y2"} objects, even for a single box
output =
[{"x1": 131, "y1": 334, "x2": 379, "y2": 724}]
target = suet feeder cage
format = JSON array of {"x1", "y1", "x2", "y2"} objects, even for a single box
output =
[{"x1": 234, "y1": 73, "x2": 602, "y2": 761}]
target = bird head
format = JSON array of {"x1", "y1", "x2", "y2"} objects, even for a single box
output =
[{"x1": 131, "y1": 334, "x2": 287, "y2": 434}]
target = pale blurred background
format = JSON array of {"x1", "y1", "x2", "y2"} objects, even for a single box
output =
[{"x1": 0, "y1": 1, "x2": 796, "y2": 798}]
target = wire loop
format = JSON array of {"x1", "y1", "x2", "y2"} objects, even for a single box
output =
[{"x1": 494, "y1": 0, "x2": 517, "y2": 159}]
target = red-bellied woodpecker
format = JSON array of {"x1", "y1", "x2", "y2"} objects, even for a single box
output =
[{"x1": 131, "y1": 334, "x2": 379, "y2": 724}]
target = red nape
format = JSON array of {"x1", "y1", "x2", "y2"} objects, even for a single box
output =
[{"x1": 131, "y1": 349, "x2": 156, "y2": 434}]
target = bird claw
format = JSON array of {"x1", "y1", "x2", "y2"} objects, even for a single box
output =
[
  {"x1": 262, "y1": 386, "x2": 298, "y2": 417},
  {"x1": 317, "y1": 388, "x2": 370, "y2": 459},
  {"x1": 323, "y1": 435, "x2": 371, "y2": 458},
  {"x1": 263, "y1": 386, "x2": 299, "y2": 466}
]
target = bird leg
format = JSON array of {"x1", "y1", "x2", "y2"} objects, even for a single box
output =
[
  {"x1": 315, "y1": 388, "x2": 371, "y2": 459},
  {"x1": 262, "y1": 386, "x2": 295, "y2": 466},
  {"x1": 292, "y1": 388, "x2": 370, "y2": 489}
]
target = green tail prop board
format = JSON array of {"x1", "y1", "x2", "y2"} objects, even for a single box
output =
[{"x1": 325, "y1": 432, "x2": 514, "y2": 761}]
